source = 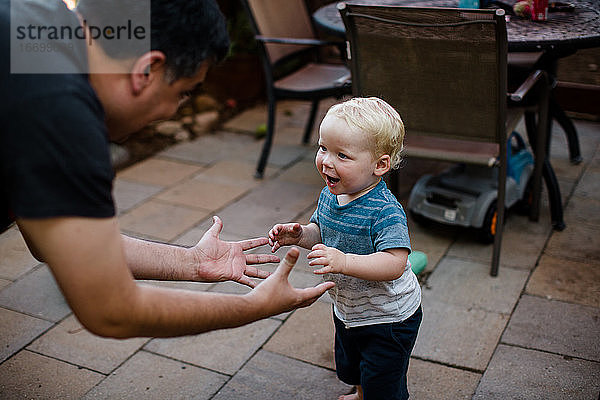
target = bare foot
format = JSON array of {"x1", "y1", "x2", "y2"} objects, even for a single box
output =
[{"x1": 338, "y1": 386, "x2": 363, "y2": 400}]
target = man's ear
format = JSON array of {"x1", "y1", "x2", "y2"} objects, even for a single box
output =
[
  {"x1": 374, "y1": 155, "x2": 391, "y2": 177},
  {"x1": 131, "y1": 51, "x2": 166, "y2": 95}
]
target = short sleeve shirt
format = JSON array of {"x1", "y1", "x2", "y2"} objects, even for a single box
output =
[
  {"x1": 310, "y1": 179, "x2": 421, "y2": 327},
  {"x1": 1, "y1": 0, "x2": 115, "y2": 232}
]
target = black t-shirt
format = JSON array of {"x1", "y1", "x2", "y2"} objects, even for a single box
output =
[{"x1": 1, "y1": 0, "x2": 115, "y2": 232}]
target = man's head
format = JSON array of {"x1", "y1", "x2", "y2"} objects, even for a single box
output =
[
  {"x1": 76, "y1": 0, "x2": 230, "y2": 139},
  {"x1": 77, "y1": 0, "x2": 229, "y2": 81}
]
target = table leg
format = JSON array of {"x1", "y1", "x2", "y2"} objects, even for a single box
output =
[
  {"x1": 525, "y1": 111, "x2": 566, "y2": 231},
  {"x1": 549, "y1": 96, "x2": 583, "y2": 164}
]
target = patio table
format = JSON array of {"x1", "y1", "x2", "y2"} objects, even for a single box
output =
[
  {"x1": 313, "y1": 0, "x2": 600, "y2": 52},
  {"x1": 313, "y1": 0, "x2": 600, "y2": 230}
]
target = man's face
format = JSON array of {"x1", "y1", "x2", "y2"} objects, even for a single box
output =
[{"x1": 104, "y1": 61, "x2": 210, "y2": 142}]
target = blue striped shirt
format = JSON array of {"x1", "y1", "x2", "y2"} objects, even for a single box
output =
[{"x1": 311, "y1": 179, "x2": 421, "y2": 327}]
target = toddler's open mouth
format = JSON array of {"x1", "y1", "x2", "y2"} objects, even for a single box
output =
[{"x1": 326, "y1": 175, "x2": 340, "y2": 185}]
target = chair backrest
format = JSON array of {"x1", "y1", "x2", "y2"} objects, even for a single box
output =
[
  {"x1": 339, "y1": 4, "x2": 508, "y2": 146},
  {"x1": 243, "y1": 0, "x2": 316, "y2": 65}
]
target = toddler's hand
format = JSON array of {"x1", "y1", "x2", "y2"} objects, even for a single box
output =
[
  {"x1": 308, "y1": 244, "x2": 347, "y2": 275},
  {"x1": 268, "y1": 223, "x2": 303, "y2": 252}
]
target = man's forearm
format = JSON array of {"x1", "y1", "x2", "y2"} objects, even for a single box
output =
[
  {"x1": 103, "y1": 284, "x2": 264, "y2": 338},
  {"x1": 121, "y1": 235, "x2": 195, "y2": 281}
]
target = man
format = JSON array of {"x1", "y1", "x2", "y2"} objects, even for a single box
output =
[{"x1": 0, "y1": 0, "x2": 334, "y2": 338}]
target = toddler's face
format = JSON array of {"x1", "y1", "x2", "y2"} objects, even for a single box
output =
[{"x1": 315, "y1": 115, "x2": 381, "y2": 200}]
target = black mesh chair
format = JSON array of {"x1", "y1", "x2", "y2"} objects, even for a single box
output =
[
  {"x1": 241, "y1": 0, "x2": 352, "y2": 178},
  {"x1": 339, "y1": 3, "x2": 551, "y2": 276}
]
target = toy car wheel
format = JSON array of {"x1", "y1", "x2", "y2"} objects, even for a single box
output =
[{"x1": 479, "y1": 202, "x2": 497, "y2": 244}]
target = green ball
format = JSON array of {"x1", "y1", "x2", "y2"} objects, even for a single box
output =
[{"x1": 255, "y1": 123, "x2": 267, "y2": 138}]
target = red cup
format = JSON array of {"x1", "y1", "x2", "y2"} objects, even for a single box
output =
[{"x1": 532, "y1": 0, "x2": 548, "y2": 20}]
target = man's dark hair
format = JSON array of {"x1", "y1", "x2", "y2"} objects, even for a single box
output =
[{"x1": 77, "y1": 0, "x2": 230, "y2": 81}]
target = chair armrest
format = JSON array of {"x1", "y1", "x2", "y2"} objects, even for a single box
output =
[{"x1": 508, "y1": 69, "x2": 548, "y2": 102}]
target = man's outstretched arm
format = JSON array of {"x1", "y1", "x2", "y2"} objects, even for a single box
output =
[
  {"x1": 122, "y1": 216, "x2": 279, "y2": 288},
  {"x1": 16, "y1": 217, "x2": 334, "y2": 339}
]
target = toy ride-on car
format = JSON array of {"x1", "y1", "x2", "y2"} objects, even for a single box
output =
[{"x1": 408, "y1": 132, "x2": 534, "y2": 243}]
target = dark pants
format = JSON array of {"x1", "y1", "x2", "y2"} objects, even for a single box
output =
[{"x1": 334, "y1": 306, "x2": 422, "y2": 400}]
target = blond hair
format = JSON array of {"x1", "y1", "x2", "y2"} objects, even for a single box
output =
[{"x1": 325, "y1": 97, "x2": 405, "y2": 169}]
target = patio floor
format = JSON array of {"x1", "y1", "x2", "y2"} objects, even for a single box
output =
[{"x1": 0, "y1": 99, "x2": 599, "y2": 399}]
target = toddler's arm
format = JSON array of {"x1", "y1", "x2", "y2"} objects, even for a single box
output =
[
  {"x1": 308, "y1": 246, "x2": 408, "y2": 281},
  {"x1": 268, "y1": 222, "x2": 321, "y2": 252}
]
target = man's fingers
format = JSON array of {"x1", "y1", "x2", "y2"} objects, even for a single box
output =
[
  {"x1": 245, "y1": 253, "x2": 280, "y2": 265},
  {"x1": 239, "y1": 237, "x2": 269, "y2": 251},
  {"x1": 275, "y1": 247, "x2": 299, "y2": 277},
  {"x1": 244, "y1": 266, "x2": 271, "y2": 279},
  {"x1": 296, "y1": 282, "x2": 335, "y2": 308},
  {"x1": 237, "y1": 276, "x2": 257, "y2": 288},
  {"x1": 205, "y1": 216, "x2": 223, "y2": 238}
]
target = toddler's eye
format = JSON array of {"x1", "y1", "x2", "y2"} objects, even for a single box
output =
[
  {"x1": 319, "y1": 145, "x2": 327, "y2": 152},
  {"x1": 338, "y1": 152, "x2": 348, "y2": 159}
]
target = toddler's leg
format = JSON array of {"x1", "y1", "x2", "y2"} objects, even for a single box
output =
[{"x1": 361, "y1": 307, "x2": 422, "y2": 400}]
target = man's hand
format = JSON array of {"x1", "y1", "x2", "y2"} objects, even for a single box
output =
[
  {"x1": 307, "y1": 243, "x2": 347, "y2": 275},
  {"x1": 268, "y1": 223, "x2": 303, "y2": 252},
  {"x1": 246, "y1": 247, "x2": 335, "y2": 316},
  {"x1": 191, "y1": 216, "x2": 279, "y2": 288}
]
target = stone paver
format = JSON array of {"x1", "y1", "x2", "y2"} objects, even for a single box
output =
[
  {"x1": 145, "y1": 318, "x2": 281, "y2": 375},
  {"x1": 82, "y1": 351, "x2": 227, "y2": 400},
  {"x1": 212, "y1": 350, "x2": 350, "y2": 400},
  {"x1": 192, "y1": 159, "x2": 264, "y2": 188},
  {"x1": 526, "y1": 254, "x2": 600, "y2": 307},
  {"x1": 564, "y1": 195, "x2": 600, "y2": 227},
  {"x1": 447, "y1": 211, "x2": 551, "y2": 270},
  {"x1": 573, "y1": 168, "x2": 600, "y2": 200},
  {"x1": 423, "y1": 257, "x2": 529, "y2": 314},
  {"x1": 544, "y1": 222, "x2": 600, "y2": 264},
  {"x1": 408, "y1": 358, "x2": 481, "y2": 400},
  {"x1": 117, "y1": 158, "x2": 203, "y2": 186},
  {"x1": 413, "y1": 296, "x2": 509, "y2": 372},
  {"x1": 276, "y1": 159, "x2": 324, "y2": 186},
  {"x1": 118, "y1": 199, "x2": 209, "y2": 242},
  {"x1": 242, "y1": 178, "x2": 320, "y2": 215},
  {"x1": 264, "y1": 301, "x2": 335, "y2": 369},
  {"x1": 112, "y1": 178, "x2": 163, "y2": 214},
  {"x1": 0, "y1": 226, "x2": 39, "y2": 281},
  {"x1": 28, "y1": 315, "x2": 149, "y2": 374},
  {"x1": 0, "y1": 265, "x2": 71, "y2": 322},
  {"x1": 502, "y1": 294, "x2": 600, "y2": 362},
  {"x1": 156, "y1": 177, "x2": 249, "y2": 211},
  {"x1": 216, "y1": 201, "x2": 296, "y2": 239},
  {"x1": 474, "y1": 344, "x2": 600, "y2": 400},
  {"x1": 159, "y1": 131, "x2": 261, "y2": 165},
  {"x1": 0, "y1": 307, "x2": 52, "y2": 363},
  {"x1": 0, "y1": 350, "x2": 103, "y2": 399}
]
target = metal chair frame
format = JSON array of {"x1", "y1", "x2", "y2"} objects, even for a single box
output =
[{"x1": 241, "y1": 0, "x2": 352, "y2": 178}]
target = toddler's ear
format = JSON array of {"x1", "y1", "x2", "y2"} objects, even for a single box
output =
[{"x1": 374, "y1": 155, "x2": 391, "y2": 176}]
